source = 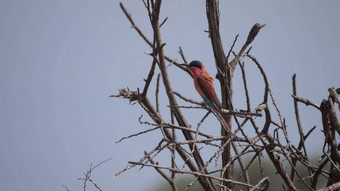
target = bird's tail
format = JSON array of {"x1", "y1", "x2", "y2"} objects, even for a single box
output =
[{"x1": 213, "y1": 109, "x2": 231, "y2": 133}]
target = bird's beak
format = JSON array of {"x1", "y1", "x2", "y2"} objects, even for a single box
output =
[{"x1": 180, "y1": 63, "x2": 190, "y2": 67}]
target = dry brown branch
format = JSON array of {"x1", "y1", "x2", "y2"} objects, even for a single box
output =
[
  {"x1": 220, "y1": 109, "x2": 262, "y2": 117},
  {"x1": 145, "y1": 152, "x2": 176, "y2": 189},
  {"x1": 312, "y1": 157, "x2": 330, "y2": 189},
  {"x1": 320, "y1": 96, "x2": 340, "y2": 186},
  {"x1": 115, "y1": 126, "x2": 159, "y2": 143},
  {"x1": 128, "y1": 161, "x2": 255, "y2": 188},
  {"x1": 206, "y1": 1, "x2": 233, "y2": 187},
  {"x1": 120, "y1": 3, "x2": 152, "y2": 47},
  {"x1": 275, "y1": 129, "x2": 313, "y2": 190},
  {"x1": 249, "y1": 177, "x2": 270, "y2": 191},
  {"x1": 226, "y1": 34, "x2": 239, "y2": 63},
  {"x1": 317, "y1": 181, "x2": 340, "y2": 191},
  {"x1": 110, "y1": 1, "x2": 339, "y2": 191},
  {"x1": 149, "y1": 2, "x2": 214, "y2": 187},
  {"x1": 230, "y1": 23, "x2": 265, "y2": 71},
  {"x1": 291, "y1": 94, "x2": 320, "y2": 110},
  {"x1": 78, "y1": 158, "x2": 112, "y2": 191},
  {"x1": 118, "y1": 2, "x2": 216, "y2": 189},
  {"x1": 156, "y1": 73, "x2": 161, "y2": 112},
  {"x1": 290, "y1": 74, "x2": 309, "y2": 182},
  {"x1": 239, "y1": 61, "x2": 251, "y2": 112},
  {"x1": 62, "y1": 184, "x2": 71, "y2": 191},
  {"x1": 178, "y1": 46, "x2": 188, "y2": 64},
  {"x1": 172, "y1": 90, "x2": 203, "y2": 105},
  {"x1": 328, "y1": 87, "x2": 340, "y2": 110},
  {"x1": 231, "y1": 142, "x2": 250, "y2": 188},
  {"x1": 165, "y1": 55, "x2": 193, "y2": 77}
]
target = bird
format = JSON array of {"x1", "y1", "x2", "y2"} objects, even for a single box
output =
[{"x1": 181, "y1": 60, "x2": 231, "y2": 132}]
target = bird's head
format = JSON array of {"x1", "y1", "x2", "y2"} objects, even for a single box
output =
[
  {"x1": 188, "y1": 60, "x2": 202, "y2": 69},
  {"x1": 181, "y1": 60, "x2": 204, "y2": 76},
  {"x1": 181, "y1": 60, "x2": 203, "y2": 69}
]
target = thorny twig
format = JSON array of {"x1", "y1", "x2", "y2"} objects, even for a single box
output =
[{"x1": 77, "y1": 158, "x2": 112, "y2": 191}]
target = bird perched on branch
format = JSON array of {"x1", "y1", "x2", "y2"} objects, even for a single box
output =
[{"x1": 181, "y1": 60, "x2": 231, "y2": 132}]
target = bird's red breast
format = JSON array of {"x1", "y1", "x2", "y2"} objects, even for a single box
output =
[
  {"x1": 188, "y1": 62, "x2": 231, "y2": 132},
  {"x1": 189, "y1": 63, "x2": 221, "y2": 109}
]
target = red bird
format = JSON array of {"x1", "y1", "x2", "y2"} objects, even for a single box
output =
[{"x1": 181, "y1": 60, "x2": 231, "y2": 132}]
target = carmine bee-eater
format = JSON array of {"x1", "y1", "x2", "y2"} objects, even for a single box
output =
[{"x1": 181, "y1": 60, "x2": 231, "y2": 132}]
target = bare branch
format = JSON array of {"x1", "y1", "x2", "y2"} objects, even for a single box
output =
[
  {"x1": 250, "y1": 177, "x2": 270, "y2": 191},
  {"x1": 128, "y1": 161, "x2": 255, "y2": 188},
  {"x1": 120, "y1": 3, "x2": 152, "y2": 47},
  {"x1": 156, "y1": 73, "x2": 161, "y2": 112},
  {"x1": 159, "y1": 17, "x2": 168, "y2": 28},
  {"x1": 328, "y1": 87, "x2": 340, "y2": 110},
  {"x1": 142, "y1": 61, "x2": 156, "y2": 96},
  {"x1": 226, "y1": 34, "x2": 239, "y2": 63},
  {"x1": 113, "y1": 2, "x2": 338, "y2": 191},
  {"x1": 229, "y1": 23, "x2": 265, "y2": 71},
  {"x1": 78, "y1": 158, "x2": 112, "y2": 191},
  {"x1": 317, "y1": 181, "x2": 340, "y2": 191},
  {"x1": 290, "y1": 73, "x2": 309, "y2": 182},
  {"x1": 62, "y1": 184, "x2": 71, "y2": 191},
  {"x1": 172, "y1": 90, "x2": 203, "y2": 105},
  {"x1": 115, "y1": 126, "x2": 159, "y2": 144},
  {"x1": 239, "y1": 61, "x2": 251, "y2": 111},
  {"x1": 291, "y1": 95, "x2": 320, "y2": 110},
  {"x1": 220, "y1": 109, "x2": 262, "y2": 117},
  {"x1": 178, "y1": 46, "x2": 188, "y2": 64}
]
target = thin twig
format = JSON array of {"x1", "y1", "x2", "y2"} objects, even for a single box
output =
[
  {"x1": 226, "y1": 34, "x2": 239, "y2": 63},
  {"x1": 291, "y1": 95, "x2": 320, "y2": 110},
  {"x1": 159, "y1": 17, "x2": 168, "y2": 28},
  {"x1": 120, "y1": 3, "x2": 152, "y2": 47},
  {"x1": 128, "y1": 161, "x2": 255, "y2": 188},
  {"x1": 179, "y1": 46, "x2": 188, "y2": 64},
  {"x1": 62, "y1": 184, "x2": 71, "y2": 191},
  {"x1": 79, "y1": 158, "x2": 112, "y2": 191},
  {"x1": 156, "y1": 73, "x2": 161, "y2": 112}
]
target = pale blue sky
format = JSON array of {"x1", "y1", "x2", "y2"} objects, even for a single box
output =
[{"x1": 1, "y1": 0, "x2": 339, "y2": 190}]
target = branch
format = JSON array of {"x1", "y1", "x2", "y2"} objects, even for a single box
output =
[
  {"x1": 78, "y1": 158, "x2": 112, "y2": 191},
  {"x1": 250, "y1": 177, "x2": 270, "y2": 191},
  {"x1": 149, "y1": 3, "x2": 215, "y2": 190},
  {"x1": 145, "y1": 152, "x2": 176, "y2": 189},
  {"x1": 115, "y1": 126, "x2": 159, "y2": 143},
  {"x1": 115, "y1": 2, "x2": 339, "y2": 191},
  {"x1": 239, "y1": 61, "x2": 251, "y2": 111},
  {"x1": 220, "y1": 109, "x2": 262, "y2": 117},
  {"x1": 119, "y1": 2, "x2": 216, "y2": 189},
  {"x1": 178, "y1": 46, "x2": 188, "y2": 64},
  {"x1": 206, "y1": 0, "x2": 226, "y2": 71},
  {"x1": 142, "y1": 60, "x2": 156, "y2": 96},
  {"x1": 229, "y1": 23, "x2": 265, "y2": 71},
  {"x1": 290, "y1": 73, "x2": 308, "y2": 182},
  {"x1": 120, "y1": 3, "x2": 152, "y2": 46},
  {"x1": 172, "y1": 90, "x2": 203, "y2": 105},
  {"x1": 246, "y1": 54, "x2": 269, "y2": 104},
  {"x1": 291, "y1": 95, "x2": 320, "y2": 110},
  {"x1": 62, "y1": 184, "x2": 71, "y2": 191},
  {"x1": 226, "y1": 34, "x2": 239, "y2": 63},
  {"x1": 317, "y1": 181, "x2": 340, "y2": 191},
  {"x1": 120, "y1": 2, "x2": 190, "y2": 77},
  {"x1": 328, "y1": 87, "x2": 340, "y2": 111},
  {"x1": 128, "y1": 161, "x2": 255, "y2": 189}
]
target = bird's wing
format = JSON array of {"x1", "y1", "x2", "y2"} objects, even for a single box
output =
[{"x1": 196, "y1": 75, "x2": 221, "y2": 110}]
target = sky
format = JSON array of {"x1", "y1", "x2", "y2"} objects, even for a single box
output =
[{"x1": 0, "y1": 0, "x2": 339, "y2": 190}]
